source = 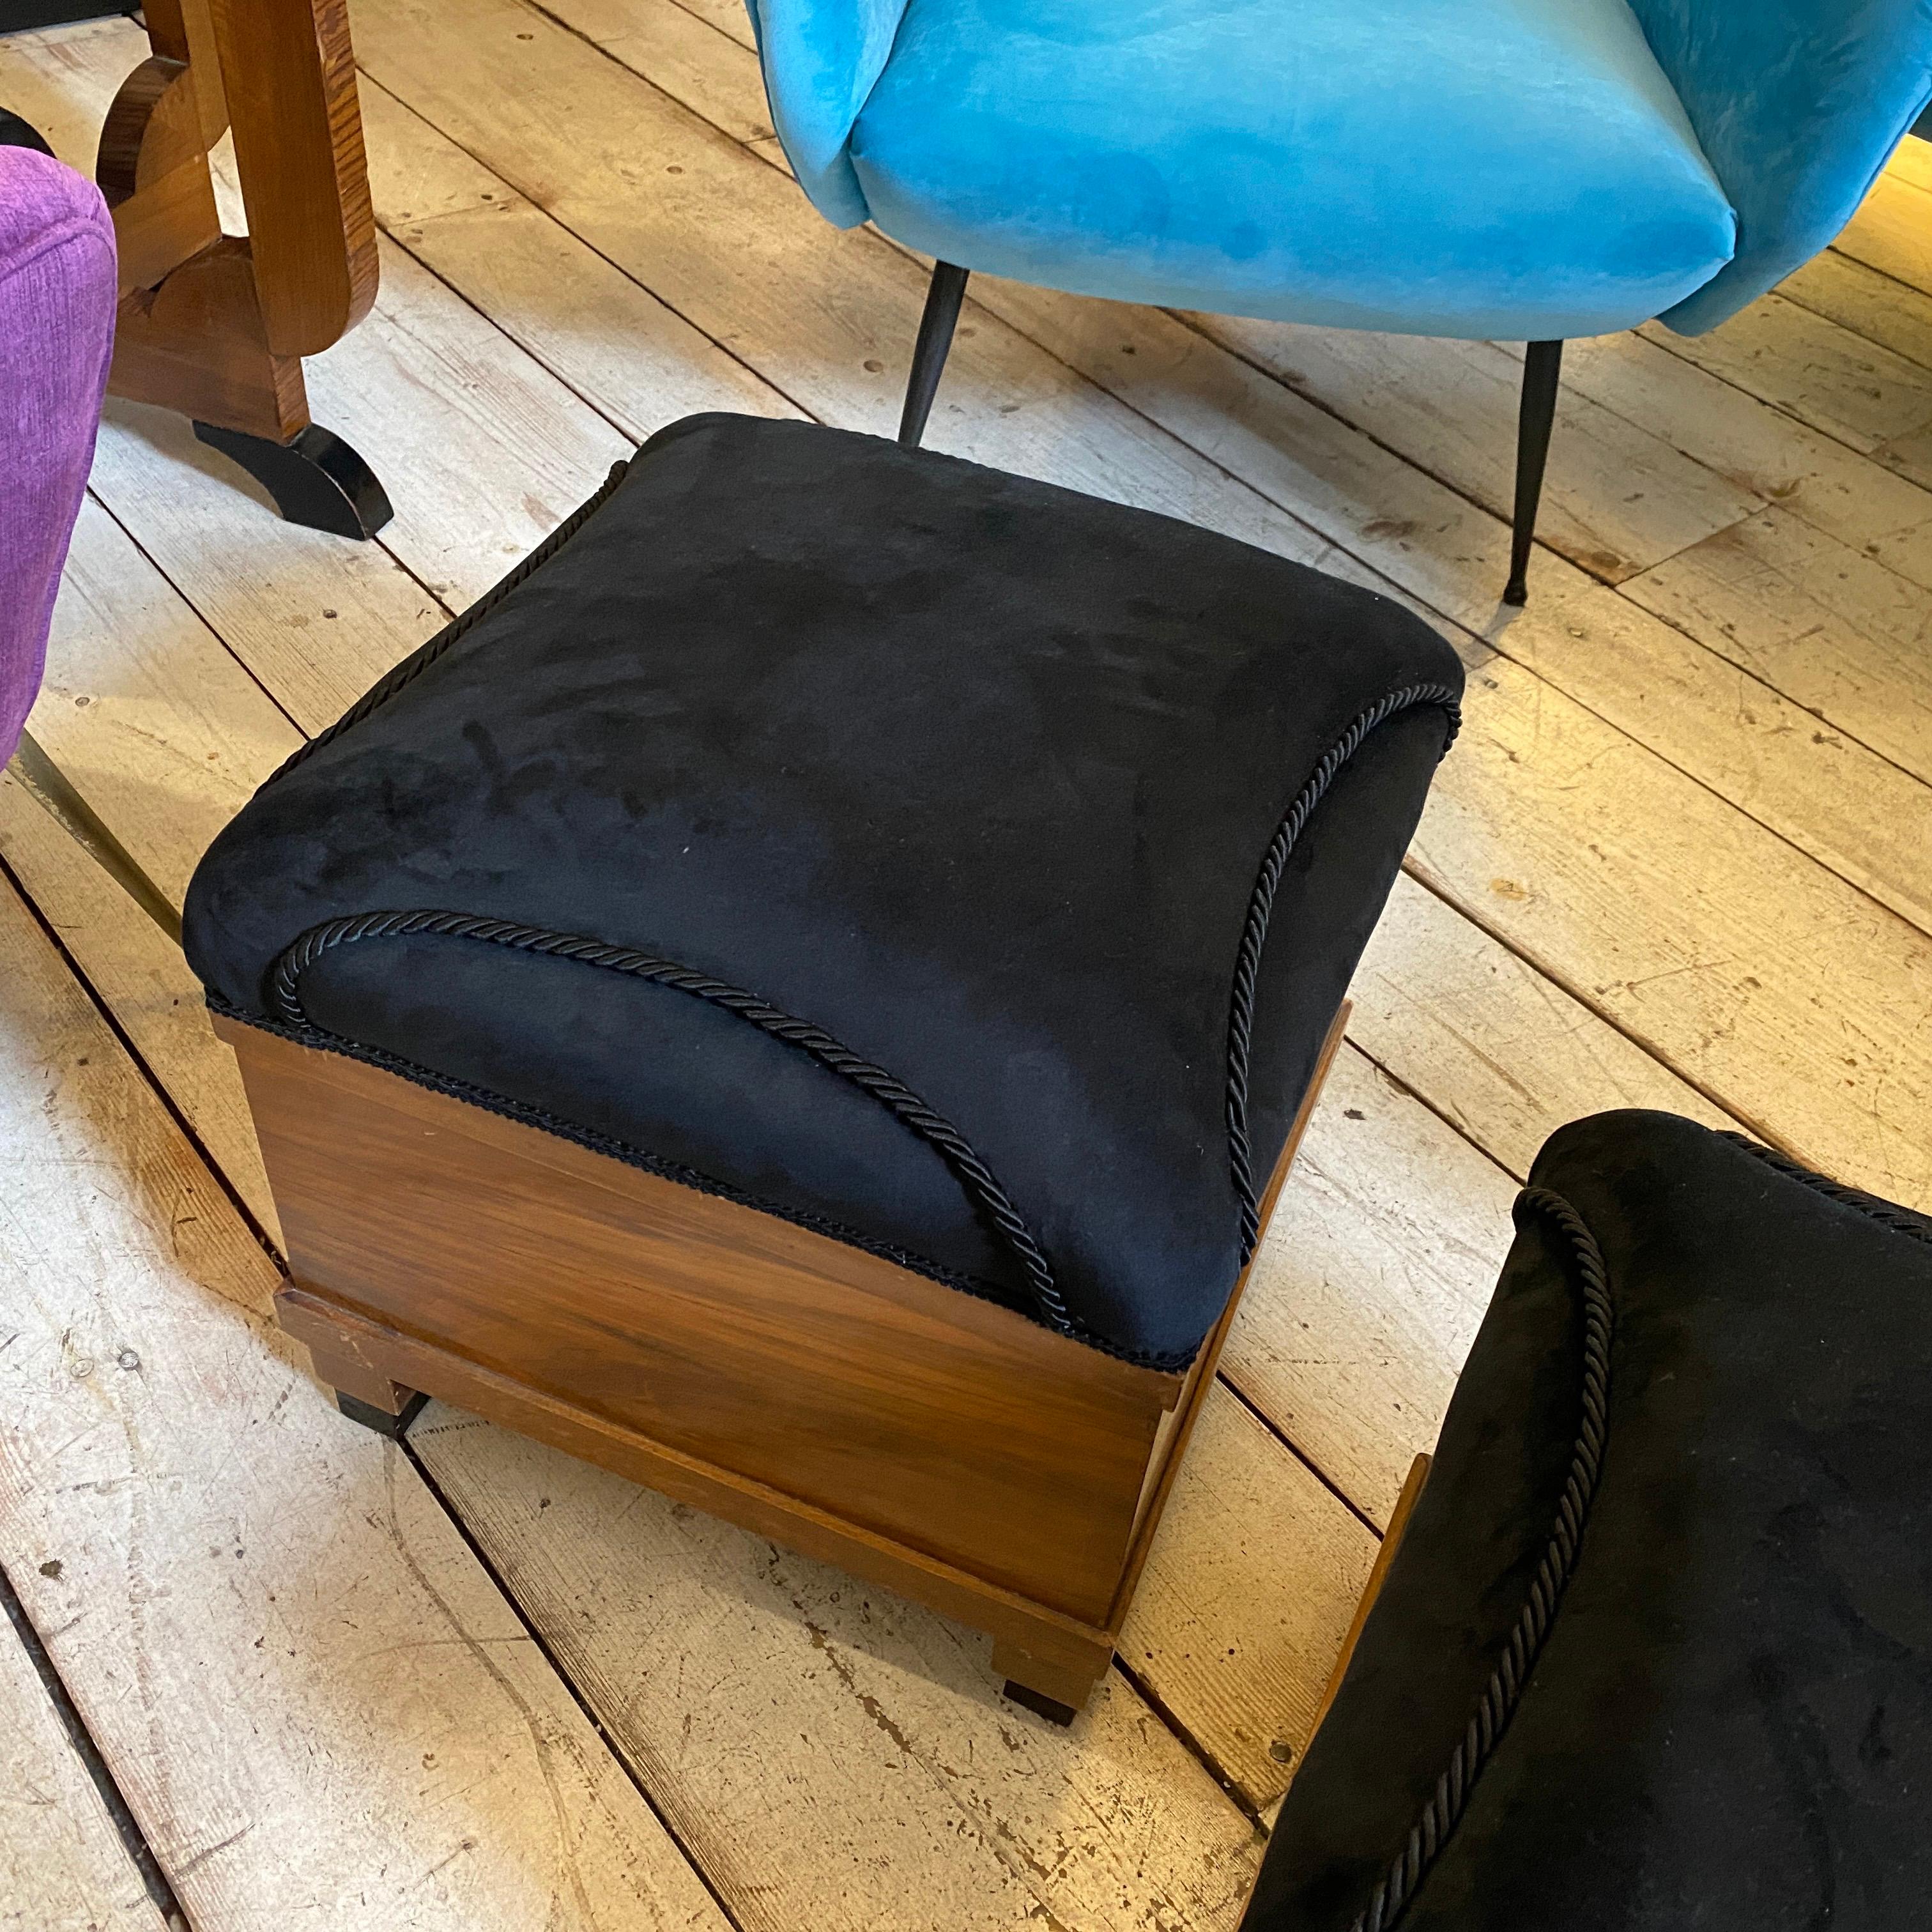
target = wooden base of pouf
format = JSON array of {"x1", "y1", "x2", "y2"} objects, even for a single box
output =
[{"x1": 214, "y1": 1003, "x2": 1347, "y2": 1715}]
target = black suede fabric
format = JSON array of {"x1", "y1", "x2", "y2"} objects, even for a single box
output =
[
  {"x1": 183, "y1": 413, "x2": 1460, "y2": 1364},
  {"x1": 1246, "y1": 1110, "x2": 1932, "y2": 1931}
]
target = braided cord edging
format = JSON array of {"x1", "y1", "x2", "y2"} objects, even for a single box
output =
[
  {"x1": 267, "y1": 908, "x2": 1080, "y2": 1342},
  {"x1": 1226, "y1": 683, "x2": 1462, "y2": 1261},
  {"x1": 206, "y1": 992, "x2": 1053, "y2": 1315},
  {"x1": 1718, "y1": 1131, "x2": 1932, "y2": 1247},
  {"x1": 1342, "y1": 1184, "x2": 1614, "y2": 1932},
  {"x1": 259, "y1": 460, "x2": 632, "y2": 789}
]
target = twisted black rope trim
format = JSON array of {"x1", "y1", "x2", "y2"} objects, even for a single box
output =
[
  {"x1": 1342, "y1": 1184, "x2": 1614, "y2": 1932},
  {"x1": 1227, "y1": 683, "x2": 1462, "y2": 1261},
  {"x1": 1719, "y1": 1131, "x2": 1932, "y2": 1247},
  {"x1": 206, "y1": 991, "x2": 1050, "y2": 1312},
  {"x1": 266, "y1": 908, "x2": 1081, "y2": 1341},
  {"x1": 261, "y1": 460, "x2": 632, "y2": 788}
]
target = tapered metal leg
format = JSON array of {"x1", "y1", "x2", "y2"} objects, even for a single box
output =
[
  {"x1": 1503, "y1": 339, "x2": 1563, "y2": 606},
  {"x1": 898, "y1": 261, "x2": 969, "y2": 449},
  {"x1": 193, "y1": 420, "x2": 395, "y2": 539}
]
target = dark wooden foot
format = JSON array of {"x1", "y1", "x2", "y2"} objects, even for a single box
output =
[
  {"x1": 1002, "y1": 1679, "x2": 1078, "y2": 1726},
  {"x1": 193, "y1": 419, "x2": 394, "y2": 539},
  {"x1": 334, "y1": 1388, "x2": 428, "y2": 1438}
]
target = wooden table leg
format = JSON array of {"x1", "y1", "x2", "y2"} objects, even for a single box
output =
[{"x1": 95, "y1": 0, "x2": 392, "y2": 535}]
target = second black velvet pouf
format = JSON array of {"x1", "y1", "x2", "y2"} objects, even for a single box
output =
[{"x1": 1250, "y1": 1111, "x2": 1932, "y2": 1931}]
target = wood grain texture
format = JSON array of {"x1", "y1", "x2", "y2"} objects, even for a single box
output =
[
  {"x1": 1416, "y1": 643, "x2": 1932, "y2": 1208},
  {"x1": 87, "y1": 397, "x2": 447, "y2": 738},
  {"x1": 1833, "y1": 171, "x2": 1932, "y2": 303},
  {"x1": 1227, "y1": 1043, "x2": 1511, "y2": 1528},
  {"x1": 307, "y1": 236, "x2": 634, "y2": 606},
  {"x1": 139, "y1": 0, "x2": 228, "y2": 144},
  {"x1": 409, "y1": 1405, "x2": 1263, "y2": 1932},
  {"x1": 109, "y1": 237, "x2": 312, "y2": 441},
  {"x1": 0, "y1": 770, "x2": 279, "y2": 1241},
  {"x1": 224, "y1": 999, "x2": 1337, "y2": 1702},
  {"x1": 224, "y1": 1011, "x2": 1182, "y2": 1631},
  {"x1": 358, "y1": 73, "x2": 799, "y2": 441},
  {"x1": 1349, "y1": 875, "x2": 1739, "y2": 1179},
  {"x1": 1639, "y1": 292, "x2": 1932, "y2": 455},
  {"x1": 1187, "y1": 312, "x2": 1757, "y2": 585},
  {"x1": 206, "y1": 0, "x2": 378, "y2": 353},
  {"x1": 1777, "y1": 246, "x2": 1932, "y2": 376},
  {"x1": 0, "y1": 877, "x2": 737, "y2": 1932},
  {"x1": 0, "y1": 1603, "x2": 171, "y2": 1932},
  {"x1": 25, "y1": 493, "x2": 302, "y2": 905},
  {"x1": 1119, "y1": 1385, "x2": 1377, "y2": 1806},
  {"x1": 1554, "y1": 326, "x2": 1932, "y2": 604},
  {"x1": 1623, "y1": 506, "x2": 1932, "y2": 791}
]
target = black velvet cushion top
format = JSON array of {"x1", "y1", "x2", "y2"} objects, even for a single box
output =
[
  {"x1": 1248, "y1": 1110, "x2": 1932, "y2": 1931},
  {"x1": 183, "y1": 413, "x2": 1460, "y2": 1366}
]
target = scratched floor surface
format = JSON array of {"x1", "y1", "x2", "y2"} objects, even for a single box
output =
[{"x1": 3, "y1": 12, "x2": 1930, "y2": 1927}]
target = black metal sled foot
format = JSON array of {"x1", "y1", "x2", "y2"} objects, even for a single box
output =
[
  {"x1": 1002, "y1": 1679, "x2": 1078, "y2": 1727},
  {"x1": 334, "y1": 1389, "x2": 428, "y2": 1439},
  {"x1": 193, "y1": 420, "x2": 394, "y2": 539}
]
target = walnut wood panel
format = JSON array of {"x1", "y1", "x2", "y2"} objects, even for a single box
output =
[
  {"x1": 209, "y1": 0, "x2": 379, "y2": 355},
  {"x1": 275, "y1": 1278, "x2": 1123, "y2": 1700},
  {"x1": 217, "y1": 1015, "x2": 1182, "y2": 1623},
  {"x1": 217, "y1": 997, "x2": 1340, "y2": 1705}
]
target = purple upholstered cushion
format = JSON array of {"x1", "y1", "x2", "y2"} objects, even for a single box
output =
[{"x1": 1, "y1": 145, "x2": 116, "y2": 766}]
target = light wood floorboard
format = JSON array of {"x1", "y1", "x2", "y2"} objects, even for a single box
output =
[{"x1": 5, "y1": 11, "x2": 1931, "y2": 1924}]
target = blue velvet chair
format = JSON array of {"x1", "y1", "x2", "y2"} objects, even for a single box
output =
[{"x1": 749, "y1": 0, "x2": 1932, "y2": 601}]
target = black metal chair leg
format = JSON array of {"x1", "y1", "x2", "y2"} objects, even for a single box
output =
[
  {"x1": 898, "y1": 260, "x2": 969, "y2": 449},
  {"x1": 192, "y1": 420, "x2": 395, "y2": 539},
  {"x1": 1503, "y1": 339, "x2": 1564, "y2": 606}
]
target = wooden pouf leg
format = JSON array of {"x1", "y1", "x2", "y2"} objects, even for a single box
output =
[{"x1": 289, "y1": 1300, "x2": 427, "y2": 1439}]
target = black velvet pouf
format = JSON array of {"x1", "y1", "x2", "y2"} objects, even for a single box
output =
[
  {"x1": 1248, "y1": 1111, "x2": 1932, "y2": 1932},
  {"x1": 185, "y1": 412, "x2": 1462, "y2": 1368}
]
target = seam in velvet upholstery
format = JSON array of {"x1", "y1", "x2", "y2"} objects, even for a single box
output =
[
  {"x1": 264, "y1": 908, "x2": 1084, "y2": 1340},
  {"x1": 263, "y1": 459, "x2": 633, "y2": 787},
  {"x1": 1225, "y1": 682, "x2": 1462, "y2": 1261},
  {"x1": 1342, "y1": 1184, "x2": 1614, "y2": 1932},
  {"x1": 1717, "y1": 1131, "x2": 1932, "y2": 1247},
  {"x1": 204, "y1": 992, "x2": 1057, "y2": 1321}
]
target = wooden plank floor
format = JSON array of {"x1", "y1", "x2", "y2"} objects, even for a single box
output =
[{"x1": 2, "y1": 8, "x2": 1929, "y2": 1922}]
